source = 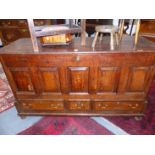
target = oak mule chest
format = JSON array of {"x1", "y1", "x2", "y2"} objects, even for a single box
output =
[{"x1": 0, "y1": 36, "x2": 155, "y2": 116}]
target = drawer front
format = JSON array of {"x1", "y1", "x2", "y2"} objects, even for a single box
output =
[
  {"x1": 67, "y1": 100, "x2": 91, "y2": 111},
  {"x1": 93, "y1": 101, "x2": 145, "y2": 112},
  {"x1": 20, "y1": 100, "x2": 64, "y2": 111}
]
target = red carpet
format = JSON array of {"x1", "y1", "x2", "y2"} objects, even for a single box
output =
[
  {"x1": 18, "y1": 117, "x2": 113, "y2": 135},
  {"x1": 0, "y1": 64, "x2": 14, "y2": 113}
]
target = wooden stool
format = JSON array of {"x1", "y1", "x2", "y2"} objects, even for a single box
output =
[{"x1": 92, "y1": 25, "x2": 119, "y2": 50}]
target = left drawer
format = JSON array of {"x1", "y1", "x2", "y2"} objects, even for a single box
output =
[{"x1": 18, "y1": 100, "x2": 64, "y2": 111}]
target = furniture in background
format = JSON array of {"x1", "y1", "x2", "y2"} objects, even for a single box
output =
[
  {"x1": 27, "y1": 19, "x2": 86, "y2": 52},
  {"x1": 92, "y1": 20, "x2": 124, "y2": 50},
  {"x1": 84, "y1": 19, "x2": 130, "y2": 37},
  {"x1": 134, "y1": 19, "x2": 155, "y2": 46},
  {"x1": 85, "y1": 19, "x2": 113, "y2": 37},
  {"x1": 0, "y1": 19, "x2": 65, "y2": 46},
  {"x1": 140, "y1": 20, "x2": 155, "y2": 42}
]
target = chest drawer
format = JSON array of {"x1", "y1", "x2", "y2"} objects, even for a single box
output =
[
  {"x1": 19, "y1": 100, "x2": 64, "y2": 111},
  {"x1": 93, "y1": 101, "x2": 145, "y2": 112},
  {"x1": 67, "y1": 100, "x2": 91, "y2": 111}
]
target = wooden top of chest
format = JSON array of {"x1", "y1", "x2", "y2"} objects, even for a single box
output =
[{"x1": 0, "y1": 35, "x2": 155, "y2": 54}]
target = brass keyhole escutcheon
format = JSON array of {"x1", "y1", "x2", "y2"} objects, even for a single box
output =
[
  {"x1": 28, "y1": 84, "x2": 33, "y2": 91},
  {"x1": 76, "y1": 55, "x2": 80, "y2": 61}
]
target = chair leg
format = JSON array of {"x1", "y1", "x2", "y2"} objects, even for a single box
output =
[
  {"x1": 115, "y1": 32, "x2": 119, "y2": 46},
  {"x1": 92, "y1": 32, "x2": 99, "y2": 48},
  {"x1": 99, "y1": 33, "x2": 103, "y2": 41},
  {"x1": 134, "y1": 19, "x2": 141, "y2": 46},
  {"x1": 110, "y1": 32, "x2": 114, "y2": 50},
  {"x1": 119, "y1": 19, "x2": 125, "y2": 42}
]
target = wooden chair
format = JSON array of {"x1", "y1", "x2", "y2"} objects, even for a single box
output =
[
  {"x1": 134, "y1": 19, "x2": 141, "y2": 46},
  {"x1": 27, "y1": 19, "x2": 86, "y2": 53},
  {"x1": 92, "y1": 19, "x2": 125, "y2": 50}
]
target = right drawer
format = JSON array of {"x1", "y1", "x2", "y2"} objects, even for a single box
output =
[{"x1": 93, "y1": 101, "x2": 145, "y2": 112}]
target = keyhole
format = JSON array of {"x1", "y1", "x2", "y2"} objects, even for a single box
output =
[
  {"x1": 28, "y1": 84, "x2": 32, "y2": 91},
  {"x1": 76, "y1": 55, "x2": 80, "y2": 61}
]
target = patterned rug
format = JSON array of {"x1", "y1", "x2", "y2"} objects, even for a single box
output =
[
  {"x1": 0, "y1": 63, "x2": 14, "y2": 113},
  {"x1": 18, "y1": 116, "x2": 113, "y2": 135}
]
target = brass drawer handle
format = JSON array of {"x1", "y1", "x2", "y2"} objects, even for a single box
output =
[
  {"x1": 23, "y1": 103, "x2": 32, "y2": 108},
  {"x1": 129, "y1": 103, "x2": 139, "y2": 109},
  {"x1": 50, "y1": 103, "x2": 63, "y2": 109},
  {"x1": 132, "y1": 104, "x2": 139, "y2": 109},
  {"x1": 75, "y1": 102, "x2": 83, "y2": 107},
  {"x1": 50, "y1": 104, "x2": 57, "y2": 108},
  {"x1": 102, "y1": 104, "x2": 108, "y2": 109},
  {"x1": 97, "y1": 103, "x2": 108, "y2": 109}
]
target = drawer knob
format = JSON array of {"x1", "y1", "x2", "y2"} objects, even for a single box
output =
[{"x1": 132, "y1": 104, "x2": 139, "y2": 109}]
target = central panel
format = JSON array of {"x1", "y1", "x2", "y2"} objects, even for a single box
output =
[{"x1": 67, "y1": 67, "x2": 89, "y2": 93}]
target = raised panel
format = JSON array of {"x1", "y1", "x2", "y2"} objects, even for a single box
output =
[
  {"x1": 127, "y1": 67, "x2": 150, "y2": 92},
  {"x1": 67, "y1": 67, "x2": 89, "y2": 93},
  {"x1": 97, "y1": 67, "x2": 120, "y2": 92},
  {"x1": 39, "y1": 67, "x2": 61, "y2": 93},
  {"x1": 10, "y1": 67, "x2": 34, "y2": 92}
]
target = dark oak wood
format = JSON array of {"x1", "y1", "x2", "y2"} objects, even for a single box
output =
[
  {"x1": 0, "y1": 19, "x2": 65, "y2": 46},
  {"x1": 0, "y1": 35, "x2": 155, "y2": 116}
]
